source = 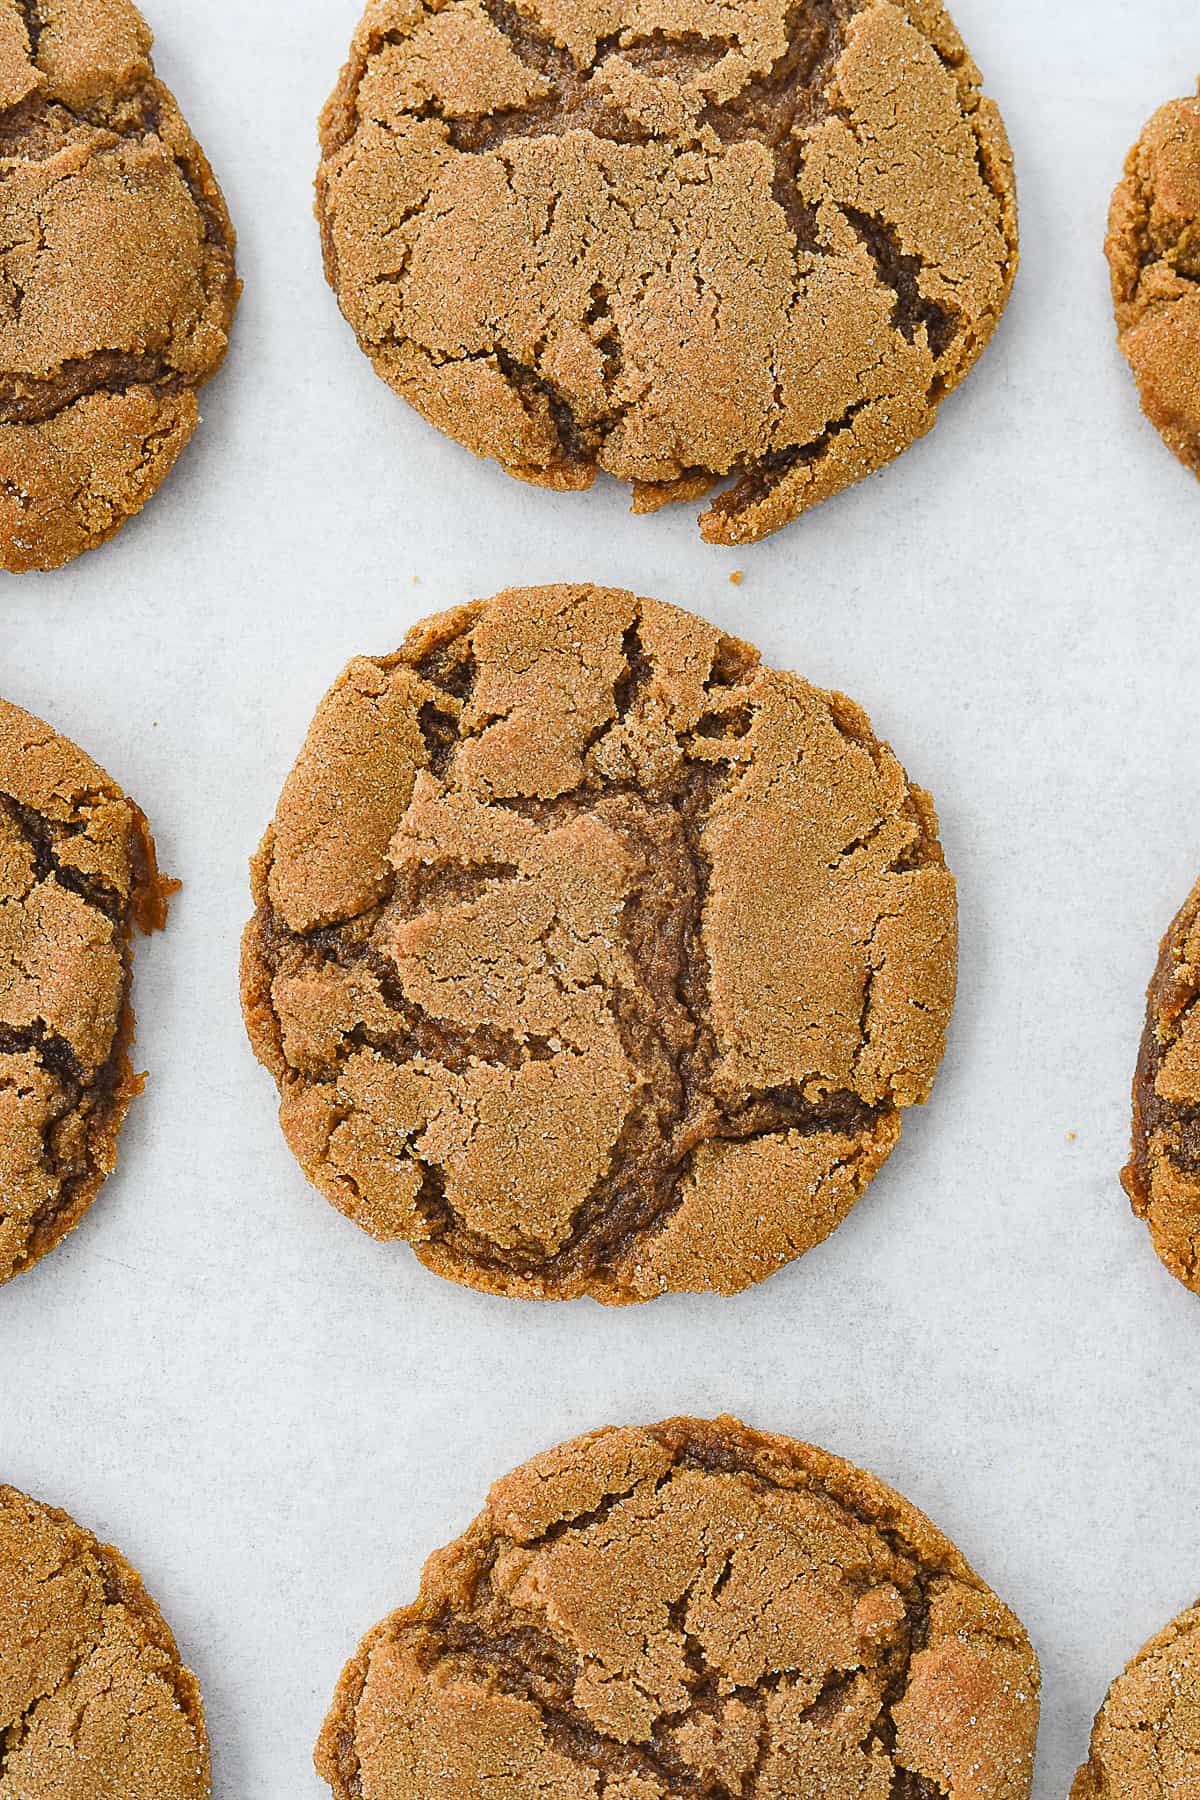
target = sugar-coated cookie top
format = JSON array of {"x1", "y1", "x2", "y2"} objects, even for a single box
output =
[
  {"x1": 0, "y1": 0, "x2": 238, "y2": 571},
  {"x1": 317, "y1": 1416, "x2": 1040, "y2": 1800},
  {"x1": 317, "y1": 0, "x2": 1017, "y2": 542},
  {"x1": 1107, "y1": 84, "x2": 1200, "y2": 477},
  {"x1": 243, "y1": 584, "x2": 956, "y2": 1302},
  {"x1": 0, "y1": 1484, "x2": 209, "y2": 1798},
  {"x1": 0, "y1": 697, "x2": 171, "y2": 1282},
  {"x1": 1073, "y1": 1601, "x2": 1200, "y2": 1800}
]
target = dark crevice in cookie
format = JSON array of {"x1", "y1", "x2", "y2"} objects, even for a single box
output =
[
  {"x1": 698, "y1": 0, "x2": 857, "y2": 162},
  {"x1": 585, "y1": 281, "x2": 624, "y2": 381},
  {"x1": 696, "y1": 703, "x2": 753, "y2": 739},
  {"x1": 436, "y1": 5, "x2": 659, "y2": 153},
  {"x1": 415, "y1": 643, "x2": 478, "y2": 703},
  {"x1": 397, "y1": 856, "x2": 521, "y2": 914},
  {"x1": 0, "y1": 1018, "x2": 84, "y2": 1090},
  {"x1": 613, "y1": 619, "x2": 651, "y2": 719},
  {"x1": 478, "y1": 0, "x2": 567, "y2": 83},
  {"x1": 842, "y1": 209, "x2": 957, "y2": 356},
  {"x1": 7, "y1": 795, "x2": 125, "y2": 922},
  {"x1": 13, "y1": 0, "x2": 43, "y2": 58},
  {"x1": 416, "y1": 700, "x2": 462, "y2": 779},
  {"x1": 703, "y1": 396, "x2": 870, "y2": 526},
  {"x1": 1158, "y1": 1100, "x2": 1200, "y2": 1176},
  {"x1": 705, "y1": 636, "x2": 760, "y2": 690},
  {"x1": 493, "y1": 347, "x2": 597, "y2": 472},
  {"x1": 714, "y1": 1082, "x2": 881, "y2": 1144},
  {"x1": 352, "y1": 946, "x2": 551, "y2": 1076},
  {"x1": 412, "y1": 1158, "x2": 453, "y2": 1235},
  {"x1": 770, "y1": 138, "x2": 824, "y2": 254},
  {"x1": 0, "y1": 349, "x2": 179, "y2": 429},
  {"x1": 889, "y1": 1773, "x2": 948, "y2": 1799}
]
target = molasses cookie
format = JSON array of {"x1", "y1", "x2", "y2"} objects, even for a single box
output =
[
  {"x1": 0, "y1": 697, "x2": 173, "y2": 1283},
  {"x1": 0, "y1": 1484, "x2": 210, "y2": 1797},
  {"x1": 1107, "y1": 83, "x2": 1200, "y2": 477},
  {"x1": 0, "y1": 0, "x2": 239, "y2": 572},
  {"x1": 1072, "y1": 1600, "x2": 1200, "y2": 1799},
  {"x1": 242, "y1": 584, "x2": 957, "y2": 1303},
  {"x1": 316, "y1": 1415, "x2": 1041, "y2": 1800},
  {"x1": 316, "y1": 0, "x2": 1017, "y2": 544},
  {"x1": 1123, "y1": 872, "x2": 1200, "y2": 1294}
]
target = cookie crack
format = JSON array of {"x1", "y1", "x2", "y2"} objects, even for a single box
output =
[
  {"x1": 0, "y1": 347, "x2": 179, "y2": 428},
  {"x1": 12, "y1": 0, "x2": 42, "y2": 59},
  {"x1": 355, "y1": 944, "x2": 557, "y2": 1075},
  {"x1": 701, "y1": 396, "x2": 870, "y2": 529},
  {"x1": 841, "y1": 209, "x2": 957, "y2": 356},
  {"x1": 5, "y1": 794, "x2": 125, "y2": 921},
  {"x1": 0, "y1": 1011, "x2": 132, "y2": 1270}
]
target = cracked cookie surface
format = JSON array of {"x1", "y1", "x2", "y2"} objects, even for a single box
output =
[
  {"x1": 1072, "y1": 1601, "x2": 1200, "y2": 1800},
  {"x1": 0, "y1": 696, "x2": 173, "y2": 1283},
  {"x1": 241, "y1": 583, "x2": 957, "y2": 1303},
  {"x1": 316, "y1": 1415, "x2": 1040, "y2": 1800},
  {"x1": 316, "y1": 0, "x2": 1017, "y2": 544},
  {"x1": 1107, "y1": 83, "x2": 1200, "y2": 479},
  {"x1": 0, "y1": 0, "x2": 239, "y2": 572},
  {"x1": 1122, "y1": 872, "x2": 1200, "y2": 1295},
  {"x1": 0, "y1": 1484, "x2": 209, "y2": 1798}
]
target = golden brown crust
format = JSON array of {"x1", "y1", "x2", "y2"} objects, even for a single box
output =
[
  {"x1": 0, "y1": 1483, "x2": 210, "y2": 1798},
  {"x1": 0, "y1": 0, "x2": 240, "y2": 572},
  {"x1": 241, "y1": 584, "x2": 957, "y2": 1303},
  {"x1": 1071, "y1": 1601, "x2": 1200, "y2": 1800},
  {"x1": 315, "y1": 0, "x2": 1017, "y2": 544},
  {"x1": 0, "y1": 695, "x2": 175, "y2": 1283},
  {"x1": 315, "y1": 1415, "x2": 1040, "y2": 1800},
  {"x1": 1106, "y1": 82, "x2": 1200, "y2": 478},
  {"x1": 1122, "y1": 872, "x2": 1200, "y2": 1294}
]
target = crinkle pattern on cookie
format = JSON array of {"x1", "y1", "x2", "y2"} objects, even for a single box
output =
[
  {"x1": 316, "y1": 1416, "x2": 1040, "y2": 1800},
  {"x1": 0, "y1": 1485, "x2": 210, "y2": 1798},
  {"x1": 0, "y1": 0, "x2": 239, "y2": 572},
  {"x1": 242, "y1": 584, "x2": 957, "y2": 1303},
  {"x1": 1123, "y1": 872, "x2": 1200, "y2": 1294},
  {"x1": 0, "y1": 698, "x2": 172, "y2": 1283},
  {"x1": 316, "y1": 0, "x2": 1017, "y2": 544},
  {"x1": 1072, "y1": 1601, "x2": 1200, "y2": 1800},
  {"x1": 1107, "y1": 84, "x2": 1200, "y2": 477}
]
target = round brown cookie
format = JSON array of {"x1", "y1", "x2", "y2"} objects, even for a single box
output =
[
  {"x1": 0, "y1": 1484, "x2": 210, "y2": 1797},
  {"x1": 0, "y1": 0, "x2": 239, "y2": 573},
  {"x1": 1122, "y1": 872, "x2": 1200, "y2": 1294},
  {"x1": 1106, "y1": 83, "x2": 1200, "y2": 478},
  {"x1": 0, "y1": 697, "x2": 174, "y2": 1284},
  {"x1": 1071, "y1": 1601, "x2": 1200, "y2": 1800},
  {"x1": 242, "y1": 584, "x2": 957, "y2": 1303},
  {"x1": 316, "y1": 0, "x2": 1017, "y2": 546},
  {"x1": 316, "y1": 1415, "x2": 1041, "y2": 1800}
]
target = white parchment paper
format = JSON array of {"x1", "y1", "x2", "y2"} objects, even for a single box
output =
[{"x1": 2, "y1": 1, "x2": 1199, "y2": 1792}]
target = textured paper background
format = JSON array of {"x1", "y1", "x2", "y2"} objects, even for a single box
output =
[{"x1": 2, "y1": 0, "x2": 1199, "y2": 1792}]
